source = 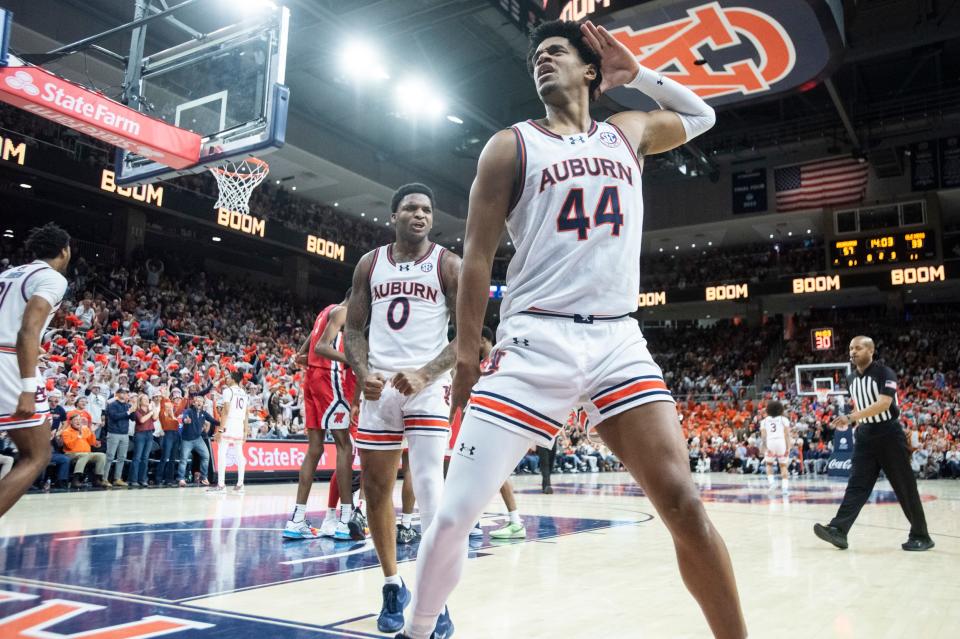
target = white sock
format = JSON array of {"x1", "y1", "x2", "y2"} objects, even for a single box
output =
[
  {"x1": 766, "y1": 472, "x2": 775, "y2": 485},
  {"x1": 340, "y1": 504, "x2": 354, "y2": 523},
  {"x1": 782, "y1": 478, "x2": 790, "y2": 491},
  {"x1": 326, "y1": 507, "x2": 336, "y2": 520},
  {"x1": 508, "y1": 510, "x2": 521, "y2": 526},
  {"x1": 401, "y1": 512, "x2": 413, "y2": 528},
  {"x1": 291, "y1": 504, "x2": 306, "y2": 523},
  {"x1": 384, "y1": 574, "x2": 402, "y2": 586}
]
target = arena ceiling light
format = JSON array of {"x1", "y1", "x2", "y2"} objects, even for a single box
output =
[
  {"x1": 341, "y1": 40, "x2": 389, "y2": 81},
  {"x1": 234, "y1": 0, "x2": 278, "y2": 13},
  {"x1": 19, "y1": 183, "x2": 31, "y2": 189},
  {"x1": 446, "y1": 115, "x2": 464, "y2": 125},
  {"x1": 394, "y1": 78, "x2": 447, "y2": 119},
  {"x1": 212, "y1": 236, "x2": 222, "y2": 242}
]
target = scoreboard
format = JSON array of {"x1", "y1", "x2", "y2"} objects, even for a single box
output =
[
  {"x1": 811, "y1": 327, "x2": 835, "y2": 351},
  {"x1": 830, "y1": 229, "x2": 937, "y2": 269}
]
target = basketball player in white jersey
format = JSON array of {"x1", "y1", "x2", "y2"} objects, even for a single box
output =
[
  {"x1": 0, "y1": 223, "x2": 70, "y2": 517},
  {"x1": 344, "y1": 183, "x2": 459, "y2": 636},
  {"x1": 399, "y1": 21, "x2": 744, "y2": 639},
  {"x1": 209, "y1": 370, "x2": 249, "y2": 494},
  {"x1": 760, "y1": 400, "x2": 793, "y2": 493}
]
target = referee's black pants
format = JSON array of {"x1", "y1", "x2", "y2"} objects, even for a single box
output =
[{"x1": 829, "y1": 420, "x2": 929, "y2": 539}]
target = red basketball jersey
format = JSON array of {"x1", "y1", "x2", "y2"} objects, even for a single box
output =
[{"x1": 307, "y1": 304, "x2": 345, "y2": 370}]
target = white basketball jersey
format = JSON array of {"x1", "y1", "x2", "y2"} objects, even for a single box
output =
[
  {"x1": 221, "y1": 385, "x2": 248, "y2": 438},
  {"x1": 500, "y1": 120, "x2": 644, "y2": 321},
  {"x1": 761, "y1": 416, "x2": 789, "y2": 444},
  {"x1": 368, "y1": 242, "x2": 450, "y2": 372},
  {"x1": 0, "y1": 261, "x2": 67, "y2": 348}
]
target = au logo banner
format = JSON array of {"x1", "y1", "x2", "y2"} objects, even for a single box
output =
[{"x1": 602, "y1": 0, "x2": 843, "y2": 108}]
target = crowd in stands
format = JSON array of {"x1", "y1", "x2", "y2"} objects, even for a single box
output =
[{"x1": 647, "y1": 321, "x2": 781, "y2": 401}]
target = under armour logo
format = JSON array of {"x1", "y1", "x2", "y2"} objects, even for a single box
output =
[
  {"x1": 398, "y1": 264, "x2": 411, "y2": 272},
  {"x1": 656, "y1": 76, "x2": 664, "y2": 85},
  {"x1": 512, "y1": 337, "x2": 529, "y2": 346},
  {"x1": 5, "y1": 70, "x2": 39, "y2": 96},
  {"x1": 459, "y1": 442, "x2": 476, "y2": 456},
  {"x1": 569, "y1": 135, "x2": 585, "y2": 145}
]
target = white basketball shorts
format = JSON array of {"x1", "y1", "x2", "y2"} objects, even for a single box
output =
[
  {"x1": 467, "y1": 314, "x2": 674, "y2": 447},
  {"x1": 356, "y1": 369, "x2": 452, "y2": 451},
  {"x1": 765, "y1": 441, "x2": 788, "y2": 462},
  {"x1": 0, "y1": 351, "x2": 50, "y2": 430}
]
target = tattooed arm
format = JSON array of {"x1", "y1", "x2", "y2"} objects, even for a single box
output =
[
  {"x1": 393, "y1": 250, "x2": 461, "y2": 396},
  {"x1": 344, "y1": 251, "x2": 384, "y2": 401}
]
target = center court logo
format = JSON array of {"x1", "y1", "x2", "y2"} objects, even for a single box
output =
[
  {"x1": 0, "y1": 590, "x2": 211, "y2": 637},
  {"x1": 609, "y1": 2, "x2": 797, "y2": 100}
]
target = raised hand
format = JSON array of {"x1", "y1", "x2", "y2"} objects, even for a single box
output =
[{"x1": 580, "y1": 20, "x2": 640, "y2": 99}]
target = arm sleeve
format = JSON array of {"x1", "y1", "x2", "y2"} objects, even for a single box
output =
[
  {"x1": 25, "y1": 269, "x2": 68, "y2": 308},
  {"x1": 878, "y1": 367, "x2": 898, "y2": 398}
]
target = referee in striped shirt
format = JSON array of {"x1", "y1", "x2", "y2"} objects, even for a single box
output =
[{"x1": 814, "y1": 336, "x2": 934, "y2": 551}]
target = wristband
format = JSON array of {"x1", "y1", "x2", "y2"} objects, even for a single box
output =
[{"x1": 21, "y1": 377, "x2": 39, "y2": 393}]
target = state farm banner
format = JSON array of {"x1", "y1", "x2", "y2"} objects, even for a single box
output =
[
  {"x1": 602, "y1": 0, "x2": 844, "y2": 108},
  {"x1": 0, "y1": 61, "x2": 200, "y2": 169},
  {"x1": 211, "y1": 440, "x2": 360, "y2": 474}
]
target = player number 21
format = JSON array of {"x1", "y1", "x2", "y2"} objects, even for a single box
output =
[{"x1": 556, "y1": 186, "x2": 623, "y2": 241}]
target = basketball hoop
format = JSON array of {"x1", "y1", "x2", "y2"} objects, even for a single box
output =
[{"x1": 208, "y1": 157, "x2": 269, "y2": 215}]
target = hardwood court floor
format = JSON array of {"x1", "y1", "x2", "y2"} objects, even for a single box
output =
[{"x1": 1, "y1": 471, "x2": 958, "y2": 638}]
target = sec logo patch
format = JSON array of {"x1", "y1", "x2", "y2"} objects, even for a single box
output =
[{"x1": 599, "y1": 131, "x2": 619, "y2": 148}]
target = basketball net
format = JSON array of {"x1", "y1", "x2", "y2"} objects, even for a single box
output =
[
  {"x1": 209, "y1": 157, "x2": 269, "y2": 215},
  {"x1": 815, "y1": 389, "x2": 830, "y2": 406}
]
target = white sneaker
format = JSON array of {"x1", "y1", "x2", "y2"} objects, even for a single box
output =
[
  {"x1": 206, "y1": 485, "x2": 226, "y2": 495},
  {"x1": 334, "y1": 521, "x2": 353, "y2": 540},
  {"x1": 469, "y1": 522, "x2": 483, "y2": 538},
  {"x1": 283, "y1": 519, "x2": 321, "y2": 540},
  {"x1": 319, "y1": 515, "x2": 338, "y2": 538},
  {"x1": 232, "y1": 485, "x2": 245, "y2": 495}
]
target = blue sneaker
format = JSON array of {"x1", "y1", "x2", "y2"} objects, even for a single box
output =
[
  {"x1": 433, "y1": 606, "x2": 454, "y2": 639},
  {"x1": 377, "y1": 580, "x2": 411, "y2": 633}
]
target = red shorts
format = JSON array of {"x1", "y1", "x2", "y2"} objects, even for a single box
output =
[{"x1": 304, "y1": 365, "x2": 355, "y2": 431}]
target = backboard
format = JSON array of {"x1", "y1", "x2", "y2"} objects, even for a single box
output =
[
  {"x1": 0, "y1": 9, "x2": 11, "y2": 68},
  {"x1": 114, "y1": 3, "x2": 289, "y2": 186},
  {"x1": 794, "y1": 363, "x2": 851, "y2": 397}
]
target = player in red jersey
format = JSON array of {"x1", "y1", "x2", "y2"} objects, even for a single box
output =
[{"x1": 284, "y1": 289, "x2": 364, "y2": 540}]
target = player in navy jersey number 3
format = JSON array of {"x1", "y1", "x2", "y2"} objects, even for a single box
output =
[
  {"x1": 344, "y1": 183, "x2": 460, "y2": 636},
  {"x1": 399, "y1": 21, "x2": 745, "y2": 639}
]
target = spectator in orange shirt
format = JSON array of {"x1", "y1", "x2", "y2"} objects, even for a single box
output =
[
  {"x1": 65, "y1": 397, "x2": 94, "y2": 436},
  {"x1": 157, "y1": 386, "x2": 181, "y2": 486},
  {"x1": 60, "y1": 414, "x2": 110, "y2": 489}
]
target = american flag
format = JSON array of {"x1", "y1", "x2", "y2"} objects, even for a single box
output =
[{"x1": 774, "y1": 156, "x2": 869, "y2": 212}]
